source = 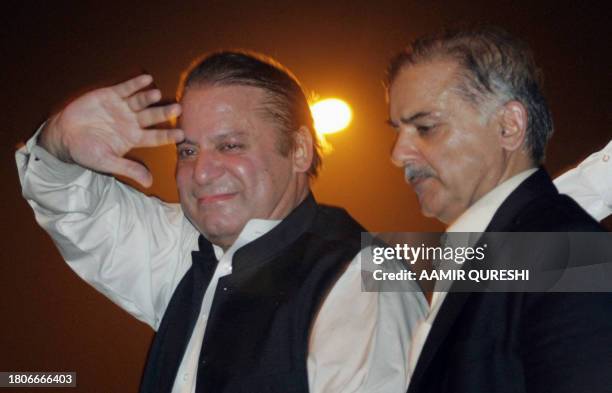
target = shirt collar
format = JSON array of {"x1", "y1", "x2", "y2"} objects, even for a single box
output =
[
  {"x1": 211, "y1": 218, "x2": 282, "y2": 261},
  {"x1": 195, "y1": 193, "x2": 320, "y2": 273},
  {"x1": 447, "y1": 168, "x2": 538, "y2": 234}
]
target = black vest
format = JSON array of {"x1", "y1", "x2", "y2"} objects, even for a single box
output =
[{"x1": 140, "y1": 194, "x2": 364, "y2": 393}]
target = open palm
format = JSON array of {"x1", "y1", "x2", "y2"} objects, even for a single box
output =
[{"x1": 43, "y1": 75, "x2": 184, "y2": 187}]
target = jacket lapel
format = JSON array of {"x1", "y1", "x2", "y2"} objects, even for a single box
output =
[{"x1": 407, "y1": 292, "x2": 471, "y2": 393}]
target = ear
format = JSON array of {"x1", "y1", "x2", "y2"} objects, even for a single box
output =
[
  {"x1": 292, "y1": 126, "x2": 314, "y2": 173},
  {"x1": 498, "y1": 100, "x2": 528, "y2": 152}
]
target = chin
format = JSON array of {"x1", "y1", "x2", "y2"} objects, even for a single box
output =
[
  {"x1": 200, "y1": 218, "x2": 243, "y2": 239},
  {"x1": 200, "y1": 224, "x2": 234, "y2": 238},
  {"x1": 420, "y1": 201, "x2": 450, "y2": 224},
  {"x1": 419, "y1": 192, "x2": 452, "y2": 219},
  {"x1": 420, "y1": 208, "x2": 435, "y2": 219},
  {"x1": 417, "y1": 196, "x2": 436, "y2": 217},
  {"x1": 199, "y1": 227, "x2": 235, "y2": 246},
  {"x1": 421, "y1": 208, "x2": 444, "y2": 223}
]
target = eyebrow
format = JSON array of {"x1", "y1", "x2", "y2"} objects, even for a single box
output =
[
  {"x1": 387, "y1": 111, "x2": 432, "y2": 128},
  {"x1": 177, "y1": 131, "x2": 249, "y2": 146},
  {"x1": 177, "y1": 138, "x2": 197, "y2": 146},
  {"x1": 401, "y1": 111, "x2": 432, "y2": 124}
]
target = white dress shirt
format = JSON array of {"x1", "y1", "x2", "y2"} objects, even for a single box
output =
[{"x1": 16, "y1": 129, "x2": 427, "y2": 393}]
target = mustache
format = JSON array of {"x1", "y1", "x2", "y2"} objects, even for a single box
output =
[{"x1": 404, "y1": 165, "x2": 436, "y2": 184}]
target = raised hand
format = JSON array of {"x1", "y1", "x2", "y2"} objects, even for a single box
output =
[{"x1": 40, "y1": 74, "x2": 184, "y2": 187}]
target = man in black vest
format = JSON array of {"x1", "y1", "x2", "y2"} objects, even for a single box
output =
[
  {"x1": 18, "y1": 51, "x2": 406, "y2": 392},
  {"x1": 386, "y1": 27, "x2": 612, "y2": 393}
]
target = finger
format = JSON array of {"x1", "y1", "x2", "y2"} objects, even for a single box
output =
[
  {"x1": 111, "y1": 74, "x2": 153, "y2": 98},
  {"x1": 136, "y1": 128, "x2": 185, "y2": 148},
  {"x1": 105, "y1": 155, "x2": 153, "y2": 188},
  {"x1": 137, "y1": 103, "x2": 182, "y2": 128},
  {"x1": 126, "y1": 89, "x2": 162, "y2": 112}
]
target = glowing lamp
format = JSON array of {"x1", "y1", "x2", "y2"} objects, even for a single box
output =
[{"x1": 310, "y1": 98, "x2": 352, "y2": 135}]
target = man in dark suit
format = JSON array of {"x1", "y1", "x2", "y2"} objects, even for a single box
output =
[{"x1": 386, "y1": 27, "x2": 612, "y2": 393}]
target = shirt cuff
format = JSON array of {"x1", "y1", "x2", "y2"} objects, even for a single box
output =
[
  {"x1": 555, "y1": 139, "x2": 612, "y2": 221},
  {"x1": 17, "y1": 123, "x2": 88, "y2": 185}
]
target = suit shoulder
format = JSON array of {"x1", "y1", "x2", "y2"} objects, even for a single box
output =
[{"x1": 514, "y1": 193, "x2": 604, "y2": 232}]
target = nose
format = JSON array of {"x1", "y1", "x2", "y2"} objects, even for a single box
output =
[
  {"x1": 391, "y1": 128, "x2": 420, "y2": 168},
  {"x1": 193, "y1": 151, "x2": 225, "y2": 185}
]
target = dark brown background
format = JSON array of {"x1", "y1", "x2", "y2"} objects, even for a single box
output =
[{"x1": 2, "y1": 1, "x2": 610, "y2": 392}]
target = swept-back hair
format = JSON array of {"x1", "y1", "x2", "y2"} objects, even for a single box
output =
[{"x1": 178, "y1": 50, "x2": 321, "y2": 177}]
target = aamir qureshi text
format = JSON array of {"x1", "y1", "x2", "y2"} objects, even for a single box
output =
[{"x1": 370, "y1": 244, "x2": 530, "y2": 283}]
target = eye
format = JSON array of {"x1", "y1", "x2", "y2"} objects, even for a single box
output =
[
  {"x1": 219, "y1": 143, "x2": 244, "y2": 152},
  {"x1": 416, "y1": 125, "x2": 434, "y2": 135},
  {"x1": 178, "y1": 146, "x2": 197, "y2": 159}
]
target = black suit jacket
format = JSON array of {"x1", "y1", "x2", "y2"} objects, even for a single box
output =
[{"x1": 407, "y1": 168, "x2": 612, "y2": 393}]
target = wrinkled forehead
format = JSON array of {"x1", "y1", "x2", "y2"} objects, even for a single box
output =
[
  {"x1": 179, "y1": 84, "x2": 267, "y2": 117},
  {"x1": 389, "y1": 60, "x2": 464, "y2": 116},
  {"x1": 178, "y1": 84, "x2": 275, "y2": 136}
]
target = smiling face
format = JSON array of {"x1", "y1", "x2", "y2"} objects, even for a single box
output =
[
  {"x1": 176, "y1": 84, "x2": 310, "y2": 249},
  {"x1": 388, "y1": 60, "x2": 508, "y2": 224}
]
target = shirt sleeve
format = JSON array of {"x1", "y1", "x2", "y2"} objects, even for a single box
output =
[
  {"x1": 307, "y1": 249, "x2": 428, "y2": 393},
  {"x1": 554, "y1": 139, "x2": 612, "y2": 221},
  {"x1": 16, "y1": 126, "x2": 198, "y2": 329}
]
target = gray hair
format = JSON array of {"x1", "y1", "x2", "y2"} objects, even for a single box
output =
[{"x1": 387, "y1": 27, "x2": 553, "y2": 163}]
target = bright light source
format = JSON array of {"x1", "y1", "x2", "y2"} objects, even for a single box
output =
[{"x1": 311, "y1": 98, "x2": 352, "y2": 135}]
